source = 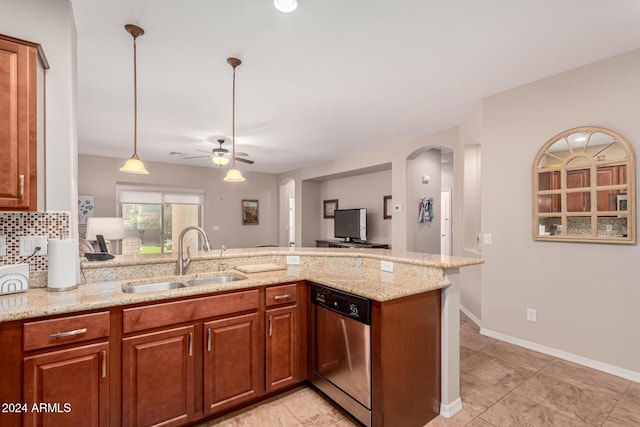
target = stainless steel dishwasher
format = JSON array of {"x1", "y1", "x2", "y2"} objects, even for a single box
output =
[{"x1": 311, "y1": 283, "x2": 372, "y2": 426}]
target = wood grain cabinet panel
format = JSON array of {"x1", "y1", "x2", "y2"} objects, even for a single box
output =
[
  {"x1": 122, "y1": 326, "x2": 195, "y2": 427},
  {"x1": 203, "y1": 313, "x2": 260, "y2": 415},
  {"x1": 23, "y1": 342, "x2": 109, "y2": 427},
  {"x1": 265, "y1": 305, "x2": 298, "y2": 392},
  {"x1": 0, "y1": 37, "x2": 38, "y2": 210},
  {"x1": 23, "y1": 312, "x2": 110, "y2": 351}
]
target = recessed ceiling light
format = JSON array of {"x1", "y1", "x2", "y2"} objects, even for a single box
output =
[{"x1": 274, "y1": 0, "x2": 297, "y2": 13}]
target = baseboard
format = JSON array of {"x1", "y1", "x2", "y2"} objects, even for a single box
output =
[
  {"x1": 480, "y1": 327, "x2": 640, "y2": 383},
  {"x1": 459, "y1": 305, "x2": 481, "y2": 327},
  {"x1": 439, "y1": 398, "x2": 463, "y2": 418}
]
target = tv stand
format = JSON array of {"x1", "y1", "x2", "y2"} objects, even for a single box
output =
[{"x1": 315, "y1": 239, "x2": 390, "y2": 249}]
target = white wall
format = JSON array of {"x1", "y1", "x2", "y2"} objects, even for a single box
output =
[
  {"x1": 1, "y1": 0, "x2": 78, "y2": 232},
  {"x1": 407, "y1": 150, "x2": 442, "y2": 253},
  {"x1": 78, "y1": 154, "x2": 279, "y2": 248},
  {"x1": 482, "y1": 49, "x2": 640, "y2": 375},
  {"x1": 319, "y1": 170, "x2": 391, "y2": 244},
  {"x1": 459, "y1": 107, "x2": 483, "y2": 321}
]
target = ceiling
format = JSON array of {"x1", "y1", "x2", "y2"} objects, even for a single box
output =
[{"x1": 72, "y1": 0, "x2": 640, "y2": 174}]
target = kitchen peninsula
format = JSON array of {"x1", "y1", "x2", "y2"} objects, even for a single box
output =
[{"x1": 0, "y1": 247, "x2": 482, "y2": 427}]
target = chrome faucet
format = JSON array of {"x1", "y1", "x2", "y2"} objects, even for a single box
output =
[
  {"x1": 218, "y1": 245, "x2": 226, "y2": 271},
  {"x1": 177, "y1": 226, "x2": 212, "y2": 276}
]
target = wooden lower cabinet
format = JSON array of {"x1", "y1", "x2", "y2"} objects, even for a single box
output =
[
  {"x1": 122, "y1": 325, "x2": 195, "y2": 427},
  {"x1": 23, "y1": 342, "x2": 110, "y2": 427},
  {"x1": 204, "y1": 312, "x2": 260, "y2": 415},
  {"x1": 265, "y1": 305, "x2": 298, "y2": 392}
]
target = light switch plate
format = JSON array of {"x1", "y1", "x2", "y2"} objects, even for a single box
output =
[
  {"x1": 483, "y1": 233, "x2": 493, "y2": 245},
  {"x1": 0, "y1": 235, "x2": 6, "y2": 257},
  {"x1": 381, "y1": 260, "x2": 394, "y2": 272},
  {"x1": 286, "y1": 255, "x2": 300, "y2": 265}
]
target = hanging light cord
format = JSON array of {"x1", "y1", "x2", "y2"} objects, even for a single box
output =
[
  {"x1": 132, "y1": 33, "x2": 139, "y2": 157},
  {"x1": 231, "y1": 64, "x2": 237, "y2": 168}
]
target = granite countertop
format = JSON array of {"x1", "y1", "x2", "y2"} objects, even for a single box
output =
[{"x1": 0, "y1": 247, "x2": 483, "y2": 323}]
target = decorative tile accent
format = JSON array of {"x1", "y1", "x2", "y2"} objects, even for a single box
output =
[{"x1": 0, "y1": 212, "x2": 70, "y2": 273}]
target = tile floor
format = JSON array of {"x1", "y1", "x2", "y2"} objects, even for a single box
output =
[{"x1": 202, "y1": 311, "x2": 640, "y2": 426}]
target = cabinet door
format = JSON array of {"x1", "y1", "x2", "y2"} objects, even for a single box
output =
[
  {"x1": 265, "y1": 305, "x2": 298, "y2": 392},
  {"x1": 0, "y1": 38, "x2": 37, "y2": 210},
  {"x1": 23, "y1": 342, "x2": 109, "y2": 427},
  {"x1": 122, "y1": 325, "x2": 195, "y2": 427},
  {"x1": 203, "y1": 313, "x2": 260, "y2": 415}
]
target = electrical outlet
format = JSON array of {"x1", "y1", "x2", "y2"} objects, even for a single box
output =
[
  {"x1": 0, "y1": 235, "x2": 6, "y2": 257},
  {"x1": 381, "y1": 260, "x2": 394, "y2": 272},
  {"x1": 483, "y1": 233, "x2": 493, "y2": 245},
  {"x1": 19, "y1": 236, "x2": 48, "y2": 256},
  {"x1": 526, "y1": 308, "x2": 537, "y2": 322},
  {"x1": 212, "y1": 225, "x2": 221, "y2": 231},
  {"x1": 286, "y1": 255, "x2": 300, "y2": 265}
]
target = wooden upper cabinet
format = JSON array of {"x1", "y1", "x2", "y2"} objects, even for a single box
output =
[{"x1": 0, "y1": 35, "x2": 47, "y2": 211}]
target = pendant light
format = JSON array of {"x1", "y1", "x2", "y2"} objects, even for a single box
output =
[
  {"x1": 274, "y1": 0, "x2": 298, "y2": 13},
  {"x1": 223, "y1": 57, "x2": 245, "y2": 182},
  {"x1": 119, "y1": 24, "x2": 149, "y2": 174}
]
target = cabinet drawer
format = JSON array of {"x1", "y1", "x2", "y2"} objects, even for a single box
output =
[
  {"x1": 23, "y1": 311, "x2": 110, "y2": 351},
  {"x1": 266, "y1": 284, "x2": 297, "y2": 307},
  {"x1": 123, "y1": 289, "x2": 259, "y2": 334}
]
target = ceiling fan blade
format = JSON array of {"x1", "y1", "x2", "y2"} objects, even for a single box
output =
[
  {"x1": 183, "y1": 155, "x2": 211, "y2": 159},
  {"x1": 234, "y1": 157, "x2": 254, "y2": 165},
  {"x1": 195, "y1": 149, "x2": 213, "y2": 154},
  {"x1": 235, "y1": 152, "x2": 249, "y2": 157}
]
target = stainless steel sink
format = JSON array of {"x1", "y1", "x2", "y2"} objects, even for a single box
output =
[
  {"x1": 187, "y1": 273, "x2": 246, "y2": 287},
  {"x1": 122, "y1": 281, "x2": 186, "y2": 293}
]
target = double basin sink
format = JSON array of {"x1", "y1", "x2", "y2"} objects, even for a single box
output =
[{"x1": 121, "y1": 272, "x2": 246, "y2": 294}]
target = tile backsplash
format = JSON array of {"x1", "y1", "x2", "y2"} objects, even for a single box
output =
[{"x1": 0, "y1": 212, "x2": 70, "y2": 272}]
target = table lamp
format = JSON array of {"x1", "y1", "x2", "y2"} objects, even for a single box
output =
[{"x1": 85, "y1": 217, "x2": 126, "y2": 254}]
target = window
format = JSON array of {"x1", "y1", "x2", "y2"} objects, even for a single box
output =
[
  {"x1": 116, "y1": 184, "x2": 205, "y2": 254},
  {"x1": 533, "y1": 126, "x2": 635, "y2": 244}
]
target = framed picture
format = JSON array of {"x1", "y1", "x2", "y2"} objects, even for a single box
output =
[
  {"x1": 383, "y1": 195, "x2": 392, "y2": 219},
  {"x1": 78, "y1": 195, "x2": 95, "y2": 225},
  {"x1": 323, "y1": 199, "x2": 338, "y2": 218},
  {"x1": 242, "y1": 199, "x2": 259, "y2": 225}
]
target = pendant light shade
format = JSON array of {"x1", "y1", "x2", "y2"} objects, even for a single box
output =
[
  {"x1": 223, "y1": 57, "x2": 245, "y2": 183},
  {"x1": 120, "y1": 24, "x2": 149, "y2": 175},
  {"x1": 223, "y1": 167, "x2": 245, "y2": 182},
  {"x1": 120, "y1": 154, "x2": 149, "y2": 174}
]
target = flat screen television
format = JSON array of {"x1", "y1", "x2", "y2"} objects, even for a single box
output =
[{"x1": 334, "y1": 208, "x2": 367, "y2": 243}]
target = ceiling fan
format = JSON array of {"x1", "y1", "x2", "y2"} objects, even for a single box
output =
[{"x1": 184, "y1": 138, "x2": 254, "y2": 167}]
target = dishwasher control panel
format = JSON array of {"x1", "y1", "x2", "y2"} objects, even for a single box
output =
[{"x1": 311, "y1": 283, "x2": 371, "y2": 325}]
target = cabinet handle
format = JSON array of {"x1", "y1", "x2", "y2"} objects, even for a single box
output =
[
  {"x1": 268, "y1": 315, "x2": 273, "y2": 337},
  {"x1": 207, "y1": 328, "x2": 212, "y2": 352},
  {"x1": 101, "y1": 350, "x2": 107, "y2": 379},
  {"x1": 50, "y1": 328, "x2": 87, "y2": 339},
  {"x1": 274, "y1": 294, "x2": 292, "y2": 301},
  {"x1": 188, "y1": 332, "x2": 193, "y2": 356},
  {"x1": 19, "y1": 175, "x2": 24, "y2": 197}
]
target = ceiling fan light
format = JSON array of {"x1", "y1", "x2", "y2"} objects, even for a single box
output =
[
  {"x1": 274, "y1": 0, "x2": 297, "y2": 13},
  {"x1": 223, "y1": 167, "x2": 245, "y2": 182},
  {"x1": 212, "y1": 156, "x2": 230, "y2": 166},
  {"x1": 119, "y1": 154, "x2": 149, "y2": 174}
]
